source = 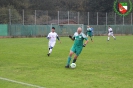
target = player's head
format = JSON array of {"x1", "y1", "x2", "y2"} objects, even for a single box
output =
[
  {"x1": 108, "y1": 26, "x2": 110, "y2": 28},
  {"x1": 51, "y1": 27, "x2": 55, "y2": 32},
  {"x1": 87, "y1": 25, "x2": 90, "y2": 28},
  {"x1": 77, "y1": 27, "x2": 82, "y2": 34}
]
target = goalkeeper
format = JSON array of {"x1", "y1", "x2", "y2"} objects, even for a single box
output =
[{"x1": 65, "y1": 27, "x2": 89, "y2": 68}]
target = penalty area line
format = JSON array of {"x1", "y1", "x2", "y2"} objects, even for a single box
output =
[{"x1": 0, "y1": 77, "x2": 45, "y2": 88}]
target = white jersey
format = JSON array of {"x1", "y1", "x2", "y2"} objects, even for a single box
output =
[
  {"x1": 47, "y1": 32, "x2": 58, "y2": 42},
  {"x1": 108, "y1": 27, "x2": 114, "y2": 36},
  {"x1": 108, "y1": 28, "x2": 113, "y2": 33}
]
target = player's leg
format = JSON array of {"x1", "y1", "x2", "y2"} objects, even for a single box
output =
[
  {"x1": 65, "y1": 46, "x2": 75, "y2": 68},
  {"x1": 72, "y1": 55, "x2": 78, "y2": 63},
  {"x1": 47, "y1": 41, "x2": 51, "y2": 56},
  {"x1": 65, "y1": 50, "x2": 74, "y2": 68},
  {"x1": 90, "y1": 36, "x2": 93, "y2": 42},
  {"x1": 47, "y1": 42, "x2": 56, "y2": 56},
  {"x1": 88, "y1": 32, "x2": 93, "y2": 42},
  {"x1": 107, "y1": 33, "x2": 110, "y2": 41},
  {"x1": 90, "y1": 33, "x2": 93, "y2": 42},
  {"x1": 111, "y1": 33, "x2": 116, "y2": 40},
  {"x1": 72, "y1": 47, "x2": 83, "y2": 64}
]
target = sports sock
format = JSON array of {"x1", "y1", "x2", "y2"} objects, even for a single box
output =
[
  {"x1": 113, "y1": 36, "x2": 115, "y2": 39},
  {"x1": 91, "y1": 38, "x2": 93, "y2": 41},
  {"x1": 49, "y1": 49, "x2": 52, "y2": 54},
  {"x1": 66, "y1": 56, "x2": 71, "y2": 66},
  {"x1": 108, "y1": 37, "x2": 110, "y2": 40},
  {"x1": 73, "y1": 59, "x2": 77, "y2": 63}
]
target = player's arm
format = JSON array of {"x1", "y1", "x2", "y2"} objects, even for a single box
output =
[
  {"x1": 83, "y1": 39, "x2": 89, "y2": 47},
  {"x1": 57, "y1": 36, "x2": 60, "y2": 41},
  {"x1": 47, "y1": 34, "x2": 50, "y2": 40},
  {"x1": 56, "y1": 34, "x2": 61, "y2": 43},
  {"x1": 82, "y1": 33, "x2": 89, "y2": 47},
  {"x1": 68, "y1": 35, "x2": 75, "y2": 41}
]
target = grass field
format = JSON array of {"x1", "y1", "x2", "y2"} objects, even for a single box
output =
[{"x1": 0, "y1": 36, "x2": 133, "y2": 88}]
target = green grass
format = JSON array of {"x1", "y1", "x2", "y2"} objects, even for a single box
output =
[{"x1": 0, "y1": 36, "x2": 133, "y2": 88}]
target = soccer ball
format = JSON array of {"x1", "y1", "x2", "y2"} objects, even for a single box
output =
[{"x1": 70, "y1": 63, "x2": 76, "y2": 68}]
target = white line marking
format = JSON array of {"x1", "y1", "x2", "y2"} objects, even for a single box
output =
[{"x1": 0, "y1": 77, "x2": 45, "y2": 88}]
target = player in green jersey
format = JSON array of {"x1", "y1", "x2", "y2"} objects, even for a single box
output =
[
  {"x1": 87, "y1": 26, "x2": 93, "y2": 42},
  {"x1": 65, "y1": 27, "x2": 89, "y2": 68}
]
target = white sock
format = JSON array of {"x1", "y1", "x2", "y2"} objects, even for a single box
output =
[
  {"x1": 113, "y1": 36, "x2": 115, "y2": 38},
  {"x1": 49, "y1": 49, "x2": 52, "y2": 54},
  {"x1": 108, "y1": 37, "x2": 110, "y2": 40}
]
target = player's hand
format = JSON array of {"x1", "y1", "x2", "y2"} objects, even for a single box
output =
[
  {"x1": 69, "y1": 35, "x2": 72, "y2": 38},
  {"x1": 83, "y1": 44, "x2": 86, "y2": 47}
]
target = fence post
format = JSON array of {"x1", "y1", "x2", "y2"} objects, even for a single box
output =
[
  {"x1": 106, "y1": 12, "x2": 107, "y2": 26},
  {"x1": 106, "y1": 12, "x2": 107, "y2": 34},
  {"x1": 131, "y1": 13, "x2": 132, "y2": 25},
  {"x1": 97, "y1": 12, "x2": 98, "y2": 25},
  {"x1": 123, "y1": 15, "x2": 124, "y2": 25},
  {"x1": 88, "y1": 12, "x2": 89, "y2": 25},
  {"x1": 58, "y1": 11, "x2": 59, "y2": 24},
  {"x1": 114, "y1": 13, "x2": 116, "y2": 25},
  {"x1": 23, "y1": 9, "x2": 24, "y2": 25},
  {"x1": 68, "y1": 11, "x2": 69, "y2": 24},
  {"x1": 78, "y1": 12, "x2": 79, "y2": 24},
  {"x1": 35, "y1": 10, "x2": 36, "y2": 25},
  {"x1": 9, "y1": 9, "x2": 11, "y2": 25},
  {"x1": 47, "y1": 11, "x2": 49, "y2": 24}
]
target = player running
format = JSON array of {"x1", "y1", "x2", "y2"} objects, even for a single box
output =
[
  {"x1": 47, "y1": 27, "x2": 61, "y2": 56},
  {"x1": 107, "y1": 26, "x2": 116, "y2": 41},
  {"x1": 65, "y1": 27, "x2": 89, "y2": 68},
  {"x1": 87, "y1": 26, "x2": 93, "y2": 42}
]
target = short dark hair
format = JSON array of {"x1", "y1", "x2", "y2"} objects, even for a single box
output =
[{"x1": 52, "y1": 27, "x2": 55, "y2": 29}]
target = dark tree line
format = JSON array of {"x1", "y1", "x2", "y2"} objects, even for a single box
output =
[
  {"x1": 3, "y1": 0, "x2": 133, "y2": 24},
  {"x1": 0, "y1": 0, "x2": 115, "y2": 12}
]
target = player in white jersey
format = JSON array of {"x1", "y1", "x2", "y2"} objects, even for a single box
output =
[
  {"x1": 47, "y1": 27, "x2": 61, "y2": 56},
  {"x1": 107, "y1": 26, "x2": 116, "y2": 41}
]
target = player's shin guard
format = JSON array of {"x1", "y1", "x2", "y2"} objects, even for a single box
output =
[{"x1": 66, "y1": 56, "x2": 71, "y2": 66}]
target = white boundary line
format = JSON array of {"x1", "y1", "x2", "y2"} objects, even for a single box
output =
[{"x1": 0, "y1": 77, "x2": 46, "y2": 88}]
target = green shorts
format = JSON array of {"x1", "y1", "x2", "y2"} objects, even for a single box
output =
[
  {"x1": 70, "y1": 45, "x2": 83, "y2": 56},
  {"x1": 87, "y1": 32, "x2": 92, "y2": 37}
]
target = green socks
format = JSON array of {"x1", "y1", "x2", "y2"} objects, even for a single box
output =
[{"x1": 66, "y1": 56, "x2": 71, "y2": 66}]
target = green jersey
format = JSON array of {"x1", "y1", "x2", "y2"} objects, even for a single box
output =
[
  {"x1": 72, "y1": 32, "x2": 88, "y2": 46},
  {"x1": 87, "y1": 28, "x2": 93, "y2": 37}
]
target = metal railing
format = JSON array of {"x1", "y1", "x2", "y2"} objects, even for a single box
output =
[{"x1": 0, "y1": 9, "x2": 133, "y2": 25}]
